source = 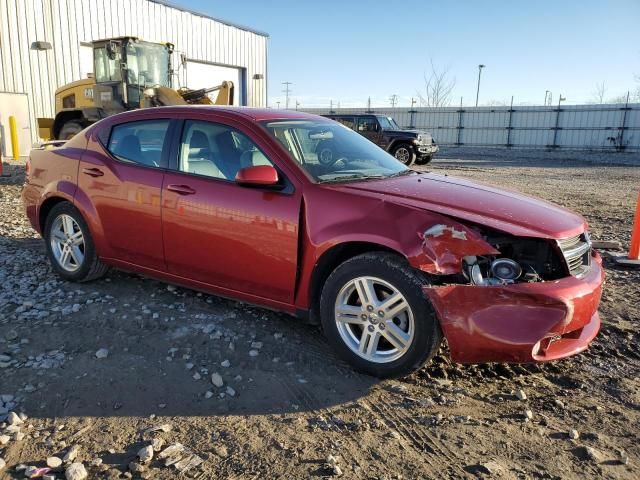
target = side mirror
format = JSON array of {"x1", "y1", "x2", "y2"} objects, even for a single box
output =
[{"x1": 235, "y1": 165, "x2": 280, "y2": 187}]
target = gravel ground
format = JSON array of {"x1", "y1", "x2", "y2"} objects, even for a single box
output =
[{"x1": 0, "y1": 150, "x2": 639, "y2": 479}]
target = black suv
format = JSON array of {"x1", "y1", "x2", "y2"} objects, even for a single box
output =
[{"x1": 324, "y1": 114, "x2": 439, "y2": 165}]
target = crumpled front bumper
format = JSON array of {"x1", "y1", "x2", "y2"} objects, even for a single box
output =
[{"x1": 423, "y1": 252, "x2": 604, "y2": 363}]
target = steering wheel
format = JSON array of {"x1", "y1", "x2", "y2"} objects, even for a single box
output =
[{"x1": 316, "y1": 140, "x2": 343, "y2": 166}]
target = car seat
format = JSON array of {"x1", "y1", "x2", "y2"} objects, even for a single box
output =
[
  {"x1": 115, "y1": 135, "x2": 142, "y2": 162},
  {"x1": 186, "y1": 130, "x2": 224, "y2": 178}
]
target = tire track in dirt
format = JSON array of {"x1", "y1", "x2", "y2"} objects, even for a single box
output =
[
  {"x1": 362, "y1": 398, "x2": 467, "y2": 476},
  {"x1": 277, "y1": 376, "x2": 386, "y2": 477}
]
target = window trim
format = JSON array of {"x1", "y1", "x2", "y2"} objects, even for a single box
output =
[{"x1": 102, "y1": 118, "x2": 176, "y2": 170}]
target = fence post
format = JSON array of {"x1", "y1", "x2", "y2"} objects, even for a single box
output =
[
  {"x1": 456, "y1": 108, "x2": 464, "y2": 146},
  {"x1": 506, "y1": 96, "x2": 514, "y2": 148},
  {"x1": 551, "y1": 99, "x2": 562, "y2": 149},
  {"x1": 618, "y1": 91, "x2": 630, "y2": 151}
]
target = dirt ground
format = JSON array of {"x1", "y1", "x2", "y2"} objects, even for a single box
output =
[{"x1": 0, "y1": 149, "x2": 639, "y2": 479}]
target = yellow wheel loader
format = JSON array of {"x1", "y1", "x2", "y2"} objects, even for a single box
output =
[{"x1": 38, "y1": 36, "x2": 234, "y2": 140}]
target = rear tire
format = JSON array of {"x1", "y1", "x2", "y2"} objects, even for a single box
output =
[
  {"x1": 319, "y1": 252, "x2": 441, "y2": 378},
  {"x1": 59, "y1": 120, "x2": 83, "y2": 140},
  {"x1": 391, "y1": 143, "x2": 416, "y2": 166},
  {"x1": 44, "y1": 202, "x2": 108, "y2": 282}
]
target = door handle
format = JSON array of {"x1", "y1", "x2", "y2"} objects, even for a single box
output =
[
  {"x1": 167, "y1": 184, "x2": 196, "y2": 195},
  {"x1": 82, "y1": 167, "x2": 104, "y2": 177}
]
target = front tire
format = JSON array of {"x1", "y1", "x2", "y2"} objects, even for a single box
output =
[
  {"x1": 414, "y1": 155, "x2": 433, "y2": 165},
  {"x1": 320, "y1": 252, "x2": 441, "y2": 378},
  {"x1": 44, "y1": 202, "x2": 108, "y2": 282},
  {"x1": 391, "y1": 143, "x2": 416, "y2": 166}
]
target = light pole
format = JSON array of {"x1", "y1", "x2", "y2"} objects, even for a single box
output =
[
  {"x1": 558, "y1": 94, "x2": 566, "y2": 107},
  {"x1": 282, "y1": 82, "x2": 292, "y2": 109},
  {"x1": 475, "y1": 64, "x2": 485, "y2": 107}
]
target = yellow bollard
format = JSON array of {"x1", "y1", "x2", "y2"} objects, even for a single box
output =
[{"x1": 9, "y1": 115, "x2": 19, "y2": 160}]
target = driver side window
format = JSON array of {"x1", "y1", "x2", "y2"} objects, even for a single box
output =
[
  {"x1": 358, "y1": 117, "x2": 378, "y2": 132},
  {"x1": 178, "y1": 120, "x2": 274, "y2": 181}
]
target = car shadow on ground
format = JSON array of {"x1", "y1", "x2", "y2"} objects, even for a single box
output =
[{"x1": 1, "y1": 234, "x2": 379, "y2": 420}]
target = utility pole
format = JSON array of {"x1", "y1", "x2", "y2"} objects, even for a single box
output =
[
  {"x1": 411, "y1": 97, "x2": 417, "y2": 108},
  {"x1": 389, "y1": 94, "x2": 398, "y2": 108},
  {"x1": 295, "y1": 100, "x2": 300, "y2": 111},
  {"x1": 276, "y1": 101, "x2": 281, "y2": 109},
  {"x1": 282, "y1": 81, "x2": 292, "y2": 109},
  {"x1": 544, "y1": 90, "x2": 550, "y2": 106},
  {"x1": 475, "y1": 64, "x2": 485, "y2": 107}
]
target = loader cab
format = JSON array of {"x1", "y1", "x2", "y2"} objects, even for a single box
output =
[{"x1": 92, "y1": 37, "x2": 173, "y2": 114}]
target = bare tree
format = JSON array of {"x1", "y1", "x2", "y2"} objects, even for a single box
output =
[
  {"x1": 592, "y1": 82, "x2": 607, "y2": 104},
  {"x1": 417, "y1": 59, "x2": 456, "y2": 107},
  {"x1": 389, "y1": 94, "x2": 399, "y2": 108}
]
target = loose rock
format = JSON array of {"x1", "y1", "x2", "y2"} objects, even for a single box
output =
[
  {"x1": 95, "y1": 348, "x2": 109, "y2": 359},
  {"x1": 65, "y1": 463, "x2": 88, "y2": 480},
  {"x1": 137, "y1": 445, "x2": 154, "y2": 463},
  {"x1": 211, "y1": 373, "x2": 224, "y2": 388},
  {"x1": 47, "y1": 456, "x2": 63, "y2": 468}
]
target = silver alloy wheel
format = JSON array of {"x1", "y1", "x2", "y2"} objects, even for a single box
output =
[
  {"x1": 334, "y1": 276, "x2": 415, "y2": 363},
  {"x1": 394, "y1": 147, "x2": 410, "y2": 163},
  {"x1": 50, "y1": 214, "x2": 85, "y2": 272}
]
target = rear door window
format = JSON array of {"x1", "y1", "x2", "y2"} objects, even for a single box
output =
[{"x1": 106, "y1": 120, "x2": 171, "y2": 168}]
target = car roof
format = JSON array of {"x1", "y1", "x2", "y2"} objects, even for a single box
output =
[{"x1": 107, "y1": 106, "x2": 329, "y2": 123}]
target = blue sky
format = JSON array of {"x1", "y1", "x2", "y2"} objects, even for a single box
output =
[{"x1": 181, "y1": 0, "x2": 640, "y2": 108}]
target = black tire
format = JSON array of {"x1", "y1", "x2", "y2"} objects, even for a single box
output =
[
  {"x1": 44, "y1": 202, "x2": 108, "y2": 282},
  {"x1": 391, "y1": 143, "x2": 416, "y2": 166},
  {"x1": 319, "y1": 252, "x2": 441, "y2": 378},
  {"x1": 59, "y1": 120, "x2": 83, "y2": 140},
  {"x1": 414, "y1": 155, "x2": 433, "y2": 166}
]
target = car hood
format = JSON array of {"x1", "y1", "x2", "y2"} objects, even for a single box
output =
[
  {"x1": 384, "y1": 129, "x2": 427, "y2": 136},
  {"x1": 334, "y1": 173, "x2": 586, "y2": 239}
]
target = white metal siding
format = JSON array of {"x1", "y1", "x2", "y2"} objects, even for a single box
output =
[
  {"x1": 305, "y1": 104, "x2": 640, "y2": 151},
  {"x1": 0, "y1": 0, "x2": 268, "y2": 146}
]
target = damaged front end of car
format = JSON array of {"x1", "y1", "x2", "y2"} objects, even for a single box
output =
[{"x1": 413, "y1": 222, "x2": 604, "y2": 364}]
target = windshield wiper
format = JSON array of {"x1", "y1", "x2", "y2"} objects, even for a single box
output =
[
  {"x1": 386, "y1": 169, "x2": 416, "y2": 178},
  {"x1": 318, "y1": 173, "x2": 385, "y2": 184}
]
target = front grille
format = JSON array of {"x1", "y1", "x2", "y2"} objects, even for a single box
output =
[{"x1": 557, "y1": 233, "x2": 591, "y2": 277}]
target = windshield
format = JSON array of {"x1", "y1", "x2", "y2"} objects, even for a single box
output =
[
  {"x1": 262, "y1": 120, "x2": 411, "y2": 183},
  {"x1": 125, "y1": 41, "x2": 170, "y2": 87},
  {"x1": 377, "y1": 116, "x2": 400, "y2": 130}
]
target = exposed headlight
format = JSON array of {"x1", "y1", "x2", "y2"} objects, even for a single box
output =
[
  {"x1": 490, "y1": 258, "x2": 522, "y2": 281},
  {"x1": 414, "y1": 135, "x2": 423, "y2": 143},
  {"x1": 465, "y1": 256, "x2": 523, "y2": 285}
]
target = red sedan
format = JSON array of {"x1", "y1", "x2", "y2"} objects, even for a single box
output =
[{"x1": 22, "y1": 107, "x2": 604, "y2": 378}]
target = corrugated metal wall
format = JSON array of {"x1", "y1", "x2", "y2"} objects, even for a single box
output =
[
  {"x1": 0, "y1": 0, "x2": 268, "y2": 145},
  {"x1": 304, "y1": 104, "x2": 640, "y2": 151}
]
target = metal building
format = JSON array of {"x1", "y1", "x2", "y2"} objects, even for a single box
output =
[{"x1": 0, "y1": 0, "x2": 268, "y2": 155}]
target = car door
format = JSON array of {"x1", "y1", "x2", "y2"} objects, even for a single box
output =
[
  {"x1": 78, "y1": 117, "x2": 173, "y2": 270},
  {"x1": 161, "y1": 116, "x2": 301, "y2": 305},
  {"x1": 357, "y1": 116, "x2": 382, "y2": 146}
]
